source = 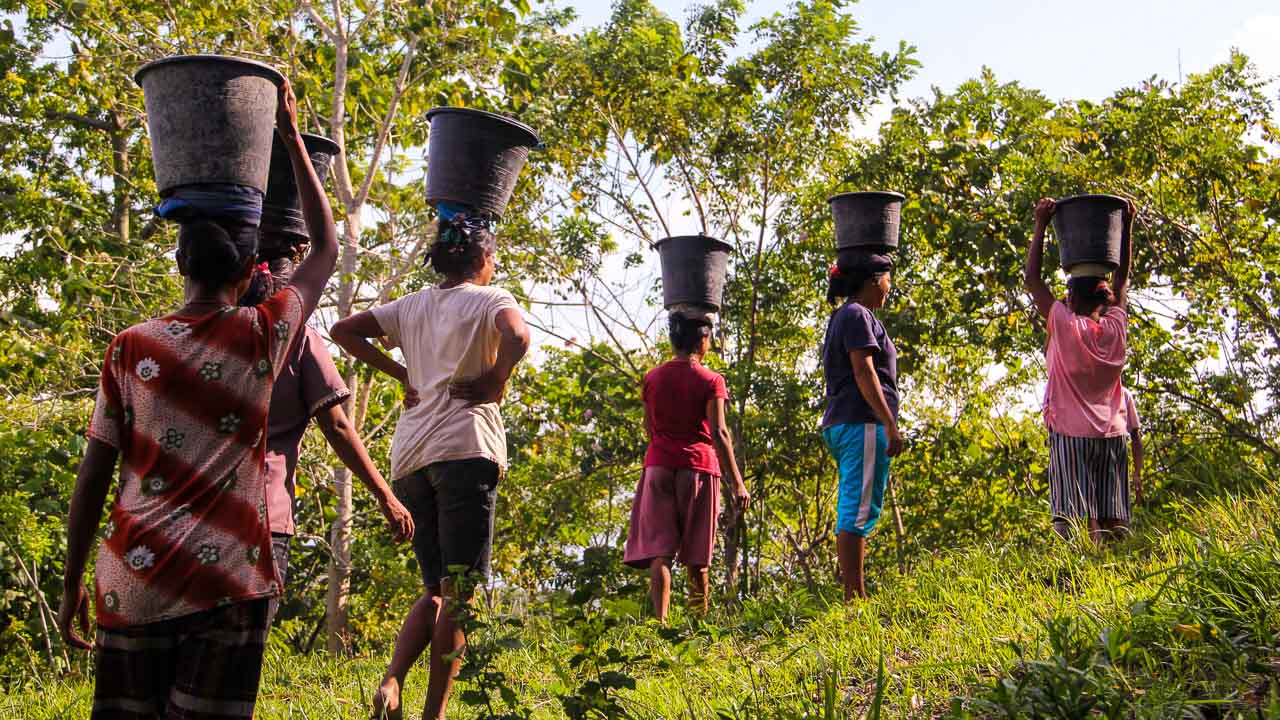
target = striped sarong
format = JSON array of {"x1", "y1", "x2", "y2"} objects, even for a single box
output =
[
  {"x1": 92, "y1": 599, "x2": 269, "y2": 719},
  {"x1": 1048, "y1": 431, "x2": 1130, "y2": 522}
]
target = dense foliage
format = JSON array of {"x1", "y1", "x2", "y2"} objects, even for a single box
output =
[{"x1": 0, "y1": 0, "x2": 1277, "y2": 716}]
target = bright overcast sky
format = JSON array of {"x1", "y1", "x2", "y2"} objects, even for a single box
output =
[{"x1": 567, "y1": 0, "x2": 1279, "y2": 103}]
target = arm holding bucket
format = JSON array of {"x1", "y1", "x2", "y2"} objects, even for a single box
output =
[
  {"x1": 1024, "y1": 197, "x2": 1057, "y2": 320},
  {"x1": 276, "y1": 79, "x2": 338, "y2": 320},
  {"x1": 1111, "y1": 198, "x2": 1136, "y2": 309}
]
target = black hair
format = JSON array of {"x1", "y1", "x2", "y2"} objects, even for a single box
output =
[
  {"x1": 178, "y1": 219, "x2": 257, "y2": 289},
  {"x1": 426, "y1": 215, "x2": 498, "y2": 279},
  {"x1": 1066, "y1": 275, "x2": 1115, "y2": 316},
  {"x1": 238, "y1": 234, "x2": 306, "y2": 306},
  {"x1": 826, "y1": 252, "x2": 893, "y2": 305},
  {"x1": 668, "y1": 312, "x2": 713, "y2": 354}
]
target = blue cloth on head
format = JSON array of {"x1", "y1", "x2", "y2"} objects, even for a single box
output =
[
  {"x1": 156, "y1": 183, "x2": 265, "y2": 226},
  {"x1": 435, "y1": 202, "x2": 472, "y2": 222}
]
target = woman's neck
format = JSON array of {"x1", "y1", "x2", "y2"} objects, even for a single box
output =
[
  {"x1": 182, "y1": 280, "x2": 238, "y2": 310},
  {"x1": 674, "y1": 351, "x2": 703, "y2": 364}
]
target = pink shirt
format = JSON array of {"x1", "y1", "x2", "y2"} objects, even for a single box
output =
[{"x1": 1043, "y1": 301, "x2": 1128, "y2": 438}]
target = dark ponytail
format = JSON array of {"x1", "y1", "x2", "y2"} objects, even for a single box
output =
[
  {"x1": 238, "y1": 237, "x2": 305, "y2": 306},
  {"x1": 668, "y1": 312, "x2": 712, "y2": 354},
  {"x1": 426, "y1": 212, "x2": 498, "y2": 279},
  {"x1": 178, "y1": 219, "x2": 257, "y2": 289},
  {"x1": 825, "y1": 252, "x2": 893, "y2": 305}
]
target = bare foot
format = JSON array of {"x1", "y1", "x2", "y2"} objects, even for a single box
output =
[{"x1": 371, "y1": 678, "x2": 402, "y2": 720}]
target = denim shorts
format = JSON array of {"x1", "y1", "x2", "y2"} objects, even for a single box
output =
[{"x1": 393, "y1": 458, "x2": 501, "y2": 590}]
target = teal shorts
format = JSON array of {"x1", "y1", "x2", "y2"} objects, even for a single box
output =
[{"x1": 823, "y1": 423, "x2": 890, "y2": 537}]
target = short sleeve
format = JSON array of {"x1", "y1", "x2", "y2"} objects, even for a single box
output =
[
  {"x1": 298, "y1": 328, "x2": 351, "y2": 417},
  {"x1": 841, "y1": 305, "x2": 880, "y2": 353},
  {"x1": 87, "y1": 337, "x2": 125, "y2": 449},
  {"x1": 487, "y1": 289, "x2": 519, "y2": 329},
  {"x1": 370, "y1": 297, "x2": 405, "y2": 350},
  {"x1": 709, "y1": 372, "x2": 729, "y2": 401},
  {"x1": 257, "y1": 286, "x2": 306, "y2": 379}
]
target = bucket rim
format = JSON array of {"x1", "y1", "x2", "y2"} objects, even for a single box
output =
[
  {"x1": 828, "y1": 190, "x2": 906, "y2": 204},
  {"x1": 425, "y1": 106, "x2": 540, "y2": 146},
  {"x1": 299, "y1": 133, "x2": 341, "y2": 157},
  {"x1": 1054, "y1": 193, "x2": 1127, "y2": 208},
  {"x1": 134, "y1": 54, "x2": 286, "y2": 88},
  {"x1": 653, "y1": 234, "x2": 733, "y2": 253}
]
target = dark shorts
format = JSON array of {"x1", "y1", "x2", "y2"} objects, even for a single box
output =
[
  {"x1": 394, "y1": 458, "x2": 500, "y2": 590},
  {"x1": 1048, "y1": 431, "x2": 1131, "y2": 522},
  {"x1": 92, "y1": 599, "x2": 270, "y2": 720},
  {"x1": 623, "y1": 466, "x2": 720, "y2": 569},
  {"x1": 267, "y1": 533, "x2": 291, "y2": 624}
]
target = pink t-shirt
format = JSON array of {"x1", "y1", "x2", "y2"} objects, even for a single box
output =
[
  {"x1": 642, "y1": 360, "x2": 729, "y2": 475},
  {"x1": 1043, "y1": 301, "x2": 1128, "y2": 438}
]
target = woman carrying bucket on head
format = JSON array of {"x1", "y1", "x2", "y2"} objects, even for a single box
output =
[
  {"x1": 821, "y1": 191, "x2": 905, "y2": 603},
  {"x1": 821, "y1": 253, "x2": 901, "y2": 602},
  {"x1": 624, "y1": 235, "x2": 749, "y2": 622},
  {"x1": 239, "y1": 134, "x2": 413, "y2": 624},
  {"x1": 331, "y1": 107, "x2": 536, "y2": 720},
  {"x1": 58, "y1": 73, "x2": 338, "y2": 720},
  {"x1": 1023, "y1": 195, "x2": 1137, "y2": 542}
]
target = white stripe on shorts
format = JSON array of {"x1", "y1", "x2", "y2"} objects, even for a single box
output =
[{"x1": 856, "y1": 423, "x2": 876, "y2": 529}]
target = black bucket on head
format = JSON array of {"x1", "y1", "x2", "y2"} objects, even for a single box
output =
[
  {"x1": 829, "y1": 191, "x2": 905, "y2": 252},
  {"x1": 259, "y1": 133, "x2": 341, "y2": 242},
  {"x1": 134, "y1": 55, "x2": 285, "y2": 195},
  {"x1": 655, "y1": 235, "x2": 733, "y2": 312},
  {"x1": 424, "y1": 107, "x2": 540, "y2": 220},
  {"x1": 1052, "y1": 194, "x2": 1126, "y2": 271}
]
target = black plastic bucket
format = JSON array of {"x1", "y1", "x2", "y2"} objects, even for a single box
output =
[
  {"x1": 424, "y1": 107, "x2": 540, "y2": 219},
  {"x1": 655, "y1": 235, "x2": 733, "y2": 311},
  {"x1": 1052, "y1": 194, "x2": 1126, "y2": 271},
  {"x1": 829, "y1": 191, "x2": 905, "y2": 252},
  {"x1": 134, "y1": 55, "x2": 285, "y2": 195},
  {"x1": 259, "y1": 133, "x2": 341, "y2": 240}
]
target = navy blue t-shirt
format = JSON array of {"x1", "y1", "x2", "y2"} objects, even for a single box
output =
[{"x1": 821, "y1": 302, "x2": 898, "y2": 428}]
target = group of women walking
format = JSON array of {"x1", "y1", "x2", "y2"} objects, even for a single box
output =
[{"x1": 55, "y1": 77, "x2": 1143, "y2": 720}]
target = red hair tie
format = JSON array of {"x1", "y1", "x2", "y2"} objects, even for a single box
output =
[
  {"x1": 1095, "y1": 278, "x2": 1107, "y2": 292},
  {"x1": 257, "y1": 262, "x2": 270, "y2": 277},
  {"x1": 828, "y1": 263, "x2": 842, "y2": 279}
]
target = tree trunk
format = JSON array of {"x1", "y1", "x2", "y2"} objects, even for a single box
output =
[{"x1": 325, "y1": 461, "x2": 353, "y2": 654}]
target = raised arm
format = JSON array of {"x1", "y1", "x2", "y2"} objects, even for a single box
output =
[
  {"x1": 1112, "y1": 198, "x2": 1136, "y2": 309},
  {"x1": 331, "y1": 310, "x2": 410, "y2": 388},
  {"x1": 706, "y1": 396, "x2": 749, "y2": 511},
  {"x1": 849, "y1": 349, "x2": 903, "y2": 457},
  {"x1": 275, "y1": 79, "x2": 338, "y2": 319},
  {"x1": 59, "y1": 438, "x2": 118, "y2": 651},
  {"x1": 1024, "y1": 197, "x2": 1057, "y2": 319}
]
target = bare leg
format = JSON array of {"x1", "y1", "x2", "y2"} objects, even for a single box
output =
[
  {"x1": 649, "y1": 557, "x2": 673, "y2": 622},
  {"x1": 423, "y1": 581, "x2": 466, "y2": 720},
  {"x1": 374, "y1": 587, "x2": 441, "y2": 720},
  {"x1": 687, "y1": 565, "x2": 709, "y2": 616},
  {"x1": 837, "y1": 532, "x2": 866, "y2": 602}
]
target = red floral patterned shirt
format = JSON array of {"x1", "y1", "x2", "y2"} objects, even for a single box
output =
[{"x1": 87, "y1": 288, "x2": 304, "y2": 628}]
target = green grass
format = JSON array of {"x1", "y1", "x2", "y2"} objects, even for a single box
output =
[{"x1": 5, "y1": 490, "x2": 1279, "y2": 719}]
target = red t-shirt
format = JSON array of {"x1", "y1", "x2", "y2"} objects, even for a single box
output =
[{"x1": 642, "y1": 359, "x2": 729, "y2": 475}]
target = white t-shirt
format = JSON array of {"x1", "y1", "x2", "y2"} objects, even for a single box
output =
[{"x1": 371, "y1": 283, "x2": 519, "y2": 480}]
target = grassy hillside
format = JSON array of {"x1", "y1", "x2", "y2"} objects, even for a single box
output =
[{"x1": 7, "y1": 489, "x2": 1278, "y2": 719}]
